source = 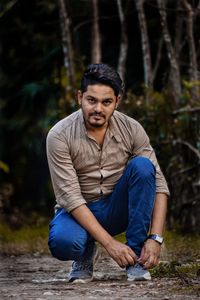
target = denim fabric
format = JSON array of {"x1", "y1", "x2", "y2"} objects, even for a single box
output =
[{"x1": 48, "y1": 157, "x2": 156, "y2": 260}]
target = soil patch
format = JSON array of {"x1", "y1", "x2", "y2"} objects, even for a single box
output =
[{"x1": 0, "y1": 251, "x2": 199, "y2": 300}]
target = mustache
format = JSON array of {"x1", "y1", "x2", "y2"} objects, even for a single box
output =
[{"x1": 89, "y1": 112, "x2": 105, "y2": 117}]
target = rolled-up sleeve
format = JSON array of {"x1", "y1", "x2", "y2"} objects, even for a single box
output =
[
  {"x1": 132, "y1": 122, "x2": 170, "y2": 196},
  {"x1": 46, "y1": 130, "x2": 87, "y2": 212}
]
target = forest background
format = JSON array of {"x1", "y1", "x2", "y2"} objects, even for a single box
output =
[{"x1": 0, "y1": 0, "x2": 200, "y2": 235}]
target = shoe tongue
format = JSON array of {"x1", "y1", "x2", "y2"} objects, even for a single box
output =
[
  {"x1": 135, "y1": 263, "x2": 143, "y2": 269},
  {"x1": 73, "y1": 260, "x2": 92, "y2": 271}
]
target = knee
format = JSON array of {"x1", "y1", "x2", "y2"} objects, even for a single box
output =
[
  {"x1": 48, "y1": 227, "x2": 87, "y2": 261},
  {"x1": 128, "y1": 157, "x2": 155, "y2": 180}
]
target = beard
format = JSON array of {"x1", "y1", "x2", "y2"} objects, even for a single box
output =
[
  {"x1": 89, "y1": 122, "x2": 105, "y2": 128},
  {"x1": 88, "y1": 112, "x2": 106, "y2": 128}
]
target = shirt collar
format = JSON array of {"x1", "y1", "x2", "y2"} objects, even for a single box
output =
[{"x1": 109, "y1": 114, "x2": 122, "y2": 143}]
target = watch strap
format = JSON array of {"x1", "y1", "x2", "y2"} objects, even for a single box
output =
[{"x1": 148, "y1": 234, "x2": 164, "y2": 245}]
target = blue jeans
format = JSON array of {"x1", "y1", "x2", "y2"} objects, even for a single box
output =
[{"x1": 48, "y1": 157, "x2": 156, "y2": 260}]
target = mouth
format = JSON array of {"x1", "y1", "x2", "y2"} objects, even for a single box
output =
[
  {"x1": 93, "y1": 116, "x2": 103, "y2": 120},
  {"x1": 90, "y1": 114, "x2": 105, "y2": 121}
]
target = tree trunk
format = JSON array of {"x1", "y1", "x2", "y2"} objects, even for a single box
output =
[
  {"x1": 135, "y1": 0, "x2": 153, "y2": 89},
  {"x1": 174, "y1": 1, "x2": 184, "y2": 62},
  {"x1": 157, "y1": 0, "x2": 182, "y2": 105},
  {"x1": 182, "y1": 0, "x2": 199, "y2": 101},
  {"x1": 91, "y1": 0, "x2": 101, "y2": 63},
  {"x1": 117, "y1": 0, "x2": 128, "y2": 83},
  {"x1": 57, "y1": 0, "x2": 75, "y2": 90},
  {"x1": 152, "y1": 37, "x2": 163, "y2": 82}
]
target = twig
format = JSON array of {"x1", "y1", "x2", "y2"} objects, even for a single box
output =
[
  {"x1": 161, "y1": 139, "x2": 200, "y2": 160},
  {"x1": 0, "y1": 0, "x2": 18, "y2": 18},
  {"x1": 173, "y1": 139, "x2": 200, "y2": 160},
  {"x1": 172, "y1": 106, "x2": 200, "y2": 115},
  {"x1": 170, "y1": 164, "x2": 199, "y2": 179}
]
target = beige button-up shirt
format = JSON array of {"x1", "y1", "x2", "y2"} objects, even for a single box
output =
[{"x1": 46, "y1": 109, "x2": 169, "y2": 213}]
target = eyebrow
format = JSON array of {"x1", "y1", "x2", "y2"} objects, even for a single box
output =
[{"x1": 86, "y1": 95, "x2": 114, "y2": 101}]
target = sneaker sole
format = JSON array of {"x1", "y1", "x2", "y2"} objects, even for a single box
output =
[
  {"x1": 127, "y1": 273, "x2": 151, "y2": 281},
  {"x1": 70, "y1": 277, "x2": 94, "y2": 283}
]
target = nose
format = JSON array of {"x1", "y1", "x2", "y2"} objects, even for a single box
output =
[{"x1": 94, "y1": 102, "x2": 102, "y2": 113}]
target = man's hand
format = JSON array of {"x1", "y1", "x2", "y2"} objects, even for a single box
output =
[
  {"x1": 71, "y1": 205, "x2": 138, "y2": 268},
  {"x1": 105, "y1": 238, "x2": 137, "y2": 268},
  {"x1": 138, "y1": 239, "x2": 161, "y2": 269}
]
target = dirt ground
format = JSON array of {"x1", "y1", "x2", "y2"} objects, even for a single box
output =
[{"x1": 0, "y1": 249, "x2": 200, "y2": 300}]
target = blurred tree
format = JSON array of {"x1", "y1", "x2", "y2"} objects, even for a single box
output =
[
  {"x1": 0, "y1": 0, "x2": 199, "y2": 231},
  {"x1": 57, "y1": 0, "x2": 75, "y2": 89},
  {"x1": 91, "y1": 0, "x2": 102, "y2": 63},
  {"x1": 182, "y1": 0, "x2": 199, "y2": 101},
  {"x1": 157, "y1": 0, "x2": 182, "y2": 104},
  {"x1": 135, "y1": 0, "x2": 153, "y2": 91},
  {"x1": 117, "y1": 0, "x2": 128, "y2": 82},
  {"x1": 0, "y1": 0, "x2": 62, "y2": 213}
]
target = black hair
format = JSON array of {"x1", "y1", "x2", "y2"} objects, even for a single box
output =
[{"x1": 80, "y1": 63, "x2": 124, "y2": 96}]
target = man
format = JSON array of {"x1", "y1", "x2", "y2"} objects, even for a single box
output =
[{"x1": 47, "y1": 63, "x2": 169, "y2": 283}]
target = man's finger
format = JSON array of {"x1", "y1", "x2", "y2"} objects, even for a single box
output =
[
  {"x1": 127, "y1": 247, "x2": 138, "y2": 260},
  {"x1": 138, "y1": 252, "x2": 149, "y2": 264},
  {"x1": 126, "y1": 253, "x2": 136, "y2": 265},
  {"x1": 144, "y1": 255, "x2": 158, "y2": 269}
]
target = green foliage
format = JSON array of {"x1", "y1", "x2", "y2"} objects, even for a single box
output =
[
  {"x1": 120, "y1": 88, "x2": 200, "y2": 232},
  {"x1": 0, "y1": 161, "x2": 10, "y2": 173},
  {"x1": 0, "y1": 0, "x2": 200, "y2": 233},
  {"x1": 151, "y1": 261, "x2": 200, "y2": 281}
]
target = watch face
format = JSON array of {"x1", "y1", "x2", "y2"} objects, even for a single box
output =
[
  {"x1": 149, "y1": 234, "x2": 163, "y2": 244},
  {"x1": 156, "y1": 236, "x2": 163, "y2": 244}
]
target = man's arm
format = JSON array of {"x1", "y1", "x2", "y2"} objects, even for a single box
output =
[
  {"x1": 71, "y1": 204, "x2": 137, "y2": 268},
  {"x1": 138, "y1": 192, "x2": 168, "y2": 269},
  {"x1": 46, "y1": 130, "x2": 87, "y2": 212}
]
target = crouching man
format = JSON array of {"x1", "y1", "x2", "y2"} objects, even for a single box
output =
[{"x1": 46, "y1": 63, "x2": 169, "y2": 282}]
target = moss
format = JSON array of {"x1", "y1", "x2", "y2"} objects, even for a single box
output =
[
  {"x1": 151, "y1": 261, "x2": 200, "y2": 279},
  {"x1": 1, "y1": 223, "x2": 200, "y2": 263},
  {"x1": 0, "y1": 223, "x2": 49, "y2": 255}
]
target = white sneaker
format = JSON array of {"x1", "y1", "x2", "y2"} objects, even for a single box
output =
[{"x1": 126, "y1": 263, "x2": 151, "y2": 281}]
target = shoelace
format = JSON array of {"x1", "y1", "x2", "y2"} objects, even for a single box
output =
[
  {"x1": 134, "y1": 263, "x2": 143, "y2": 269},
  {"x1": 127, "y1": 263, "x2": 145, "y2": 272},
  {"x1": 72, "y1": 260, "x2": 93, "y2": 272}
]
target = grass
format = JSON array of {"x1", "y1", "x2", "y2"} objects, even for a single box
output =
[
  {"x1": 1, "y1": 222, "x2": 200, "y2": 262},
  {"x1": 0, "y1": 222, "x2": 49, "y2": 255}
]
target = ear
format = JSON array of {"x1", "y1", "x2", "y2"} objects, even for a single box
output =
[
  {"x1": 115, "y1": 95, "x2": 121, "y2": 108},
  {"x1": 77, "y1": 90, "x2": 82, "y2": 106}
]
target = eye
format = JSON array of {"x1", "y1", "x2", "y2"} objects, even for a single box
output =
[
  {"x1": 87, "y1": 97, "x2": 96, "y2": 104},
  {"x1": 103, "y1": 99, "x2": 112, "y2": 106}
]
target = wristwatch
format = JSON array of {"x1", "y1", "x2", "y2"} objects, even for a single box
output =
[{"x1": 147, "y1": 234, "x2": 164, "y2": 245}]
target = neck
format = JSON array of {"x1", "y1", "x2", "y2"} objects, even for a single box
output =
[
  {"x1": 85, "y1": 122, "x2": 108, "y2": 147},
  {"x1": 85, "y1": 121, "x2": 109, "y2": 133}
]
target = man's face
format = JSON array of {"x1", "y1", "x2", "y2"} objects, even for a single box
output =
[{"x1": 77, "y1": 84, "x2": 119, "y2": 129}]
